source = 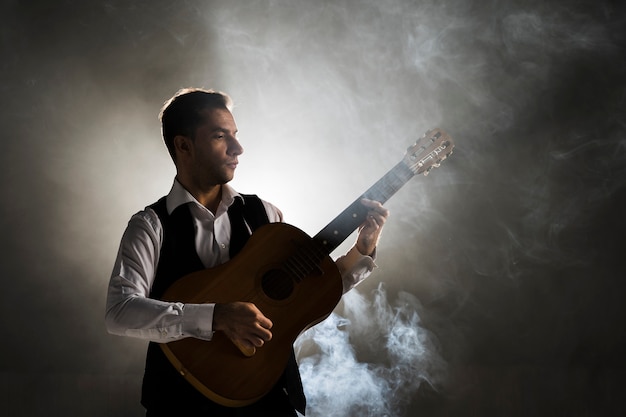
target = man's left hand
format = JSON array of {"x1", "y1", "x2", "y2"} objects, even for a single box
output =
[{"x1": 355, "y1": 198, "x2": 389, "y2": 256}]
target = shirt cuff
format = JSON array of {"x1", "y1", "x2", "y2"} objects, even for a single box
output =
[
  {"x1": 182, "y1": 303, "x2": 215, "y2": 341},
  {"x1": 337, "y1": 246, "x2": 377, "y2": 293},
  {"x1": 345, "y1": 245, "x2": 377, "y2": 265}
]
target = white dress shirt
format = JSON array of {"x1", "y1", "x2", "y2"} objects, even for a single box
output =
[{"x1": 105, "y1": 180, "x2": 376, "y2": 343}]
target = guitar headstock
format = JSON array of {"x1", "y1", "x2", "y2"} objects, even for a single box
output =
[{"x1": 403, "y1": 128, "x2": 454, "y2": 176}]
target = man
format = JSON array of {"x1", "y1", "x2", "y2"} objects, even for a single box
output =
[{"x1": 105, "y1": 88, "x2": 389, "y2": 416}]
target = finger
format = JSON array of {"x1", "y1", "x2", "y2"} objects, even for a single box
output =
[
  {"x1": 234, "y1": 324, "x2": 272, "y2": 348},
  {"x1": 257, "y1": 315, "x2": 273, "y2": 330},
  {"x1": 360, "y1": 198, "x2": 381, "y2": 210},
  {"x1": 249, "y1": 328, "x2": 272, "y2": 348},
  {"x1": 368, "y1": 211, "x2": 387, "y2": 226},
  {"x1": 358, "y1": 215, "x2": 378, "y2": 233},
  {"x1": 255, "y1": 325, "x2": 273, "y2": 342},
  {"x1": 361, "y1": 199, "x2": 389, "y2": 218},
  {"x1": 362, "y1": 213, "x2": 383, "y2": 230},
  {"x1": 245, "y1": 302, "x2": 273, "y2": 328},
  {"x1": 371, "y1": 206, "x2": 390, "y2": 219},
  {"x1": 250, "y1": 336, "x2": 266, "y2": 348},
  {"x1": 364, "y1": 214, "x2": 378, "y2": 229}
]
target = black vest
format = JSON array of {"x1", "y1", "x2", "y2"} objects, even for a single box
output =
[{"x1": 141, "y1": 194, "x2": 305, "y2": 415}]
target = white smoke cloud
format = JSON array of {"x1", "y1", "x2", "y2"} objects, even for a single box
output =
[{"x1": 295, "y1": 285, "x2": 447, "y2": 417}]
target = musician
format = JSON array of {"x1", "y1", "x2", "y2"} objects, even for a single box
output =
[{"x1": 105, "y1": 88, "x2": 389, "y2": 416}]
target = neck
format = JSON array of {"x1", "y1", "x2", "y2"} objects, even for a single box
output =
[{"x1": 176, "y1": 176, "x2": 223, "y2": 214}]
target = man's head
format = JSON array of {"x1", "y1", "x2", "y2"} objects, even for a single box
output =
[{"x1": 159, "y1": 88, "x2": 234, "y2": 163}]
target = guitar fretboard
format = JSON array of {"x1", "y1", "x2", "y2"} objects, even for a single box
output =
[{"x1": 313, "y1": 161, "x2": 415, "y2": 254}]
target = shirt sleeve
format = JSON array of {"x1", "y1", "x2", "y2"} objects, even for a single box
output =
[
  {"x1": 260, "y1": 200, "x2": 284, "y2": 223},
  {"x1": 335, "y1": 246, "x2": 378, "y2": 293},
  {"x1": 104, "y1": 209, "x2": 215, "y2": 342}
]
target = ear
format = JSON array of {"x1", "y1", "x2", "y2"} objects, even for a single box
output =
[{"x1": 173, "y1": 135, "x2": 193, "y2": 159}]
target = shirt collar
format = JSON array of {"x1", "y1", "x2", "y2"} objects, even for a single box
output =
[{"x1": 165, "y1": 179, "x2": 241, "y2": 215}]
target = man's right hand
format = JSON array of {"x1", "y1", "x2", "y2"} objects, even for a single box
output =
[{"x1": 212, "y1": 302, "x2": 273, "y2": 354}]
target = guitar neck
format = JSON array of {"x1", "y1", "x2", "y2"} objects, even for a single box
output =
[{"x1": 313, "y1": 161, "x2": 415, "y2": 254}]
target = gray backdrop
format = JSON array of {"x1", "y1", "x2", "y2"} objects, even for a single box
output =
[{"x1": 1, "y1": 0, "x2": 625, "y2": 416}]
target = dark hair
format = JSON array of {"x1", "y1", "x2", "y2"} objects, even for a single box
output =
[{"x1": 159, "y1": 87, "x2": 233, "y2": 161}]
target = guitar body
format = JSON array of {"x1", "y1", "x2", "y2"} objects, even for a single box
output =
[{"x1": 160, "y1": 222, "x2": 343, "y2": 407}]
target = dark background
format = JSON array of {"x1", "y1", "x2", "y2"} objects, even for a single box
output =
[{"x1": 1, "y1": 0, "x2": 625, "y2": 416}]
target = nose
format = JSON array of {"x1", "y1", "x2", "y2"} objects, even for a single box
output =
[{"x1": 229, "y1": 137, "x2": 244, "y2": 156}]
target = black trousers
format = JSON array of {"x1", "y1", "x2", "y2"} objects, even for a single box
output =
[{"x1": 144, "y1": 383, "x2": 298, "y2": 417}]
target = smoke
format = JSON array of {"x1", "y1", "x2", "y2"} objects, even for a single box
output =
[
  {"x1": 1, "y1": 0, "x2": 625, "y2": 415},
  {"x1": 295, "y1": 286, "x2": 447, "y2": 417}
]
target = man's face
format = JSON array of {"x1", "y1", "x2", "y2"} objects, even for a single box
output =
[{"x1": 186, "y1": 107, "x2": 243, "y2": 187}]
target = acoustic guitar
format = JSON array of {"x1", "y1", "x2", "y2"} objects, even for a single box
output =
[{"x1": 160, "y1": 128, "x2": 454, "y2": 407}]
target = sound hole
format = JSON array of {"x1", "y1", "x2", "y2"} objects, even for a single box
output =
[{"x1": 261, "y1": 269, "x2": 294, "y2": 301}]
